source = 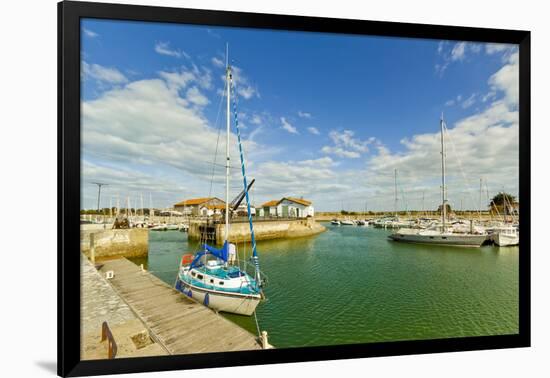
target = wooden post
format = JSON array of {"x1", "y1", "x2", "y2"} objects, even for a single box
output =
[{"x1": 90, "y1": 233, "x2": 96, "y2": 263}]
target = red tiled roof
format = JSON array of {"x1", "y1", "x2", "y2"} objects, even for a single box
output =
[
  {"x1": 261, "y1": 200, "x2": 279, "y2": 207},
  {"x1": 282, "y1": 197, "x2": 312, "y2": 206},
  {"x1": 174, "y1": 197, "x2": 224, "y2": 206}
]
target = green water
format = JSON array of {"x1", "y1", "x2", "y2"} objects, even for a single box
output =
[{"x1": 133, "y1": 223, "x2": 519, "y2": 348}]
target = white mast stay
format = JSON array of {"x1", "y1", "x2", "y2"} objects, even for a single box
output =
[
  {"x1": 225, "y1": 44, "x2": 231, "y2": 242},
  {"x1": 440, "y1": 114, "x2": 447, "y2": 232}
]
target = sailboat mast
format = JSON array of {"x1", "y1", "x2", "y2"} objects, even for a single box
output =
[
  {"x1": 394, "y1": 169, "x2": 398, "y2": 217},
  {"x1": 422, "y1": 190, "x2": 425, "y2": 216},
  {"x1": 479, "y1": 178, "x2": 483, "y2": 222},
  {"x1": 440, "y1": 115, "x2": 447, "y2": 232},
  {"x1": 225, "y1": 44, "x2": 230, "y2": 242}
]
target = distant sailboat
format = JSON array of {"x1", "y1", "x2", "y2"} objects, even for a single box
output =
[
  {"x1": 389, "y1": 115, "x2": 488, "y2": 247},
  {"x1": 174, "y1": 47, "x2": 266, "y2": 315}
]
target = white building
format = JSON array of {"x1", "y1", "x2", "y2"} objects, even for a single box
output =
[
  {"x1": 260, "y1": 200, "x2": 280, "y2": 217},
  {"x1": 174, "y1": 197, "x2": 225, "y2": 216},
  {"x1": 199, "y1": 204, "x2": 225, "y2": 217},
  {"x1": 260, "y1": 197, "x2": 314, "y2": 218}
]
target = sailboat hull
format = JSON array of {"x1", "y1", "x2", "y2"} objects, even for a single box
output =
[
  {"x1": 175, "y1": 277, "x2": 261, "y2": 316},
  {"x1": 389, "y1": 229, "x2": 487, "y2": 247}
]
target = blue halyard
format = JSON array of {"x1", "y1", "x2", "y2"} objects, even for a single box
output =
[{"x1": 230, "y1": 75, "x2": 261, "y2": 288}]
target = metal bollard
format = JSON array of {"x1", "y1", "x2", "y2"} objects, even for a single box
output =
[{"x1": 261, "y1": 331, "x2": 269, "y2": 349}]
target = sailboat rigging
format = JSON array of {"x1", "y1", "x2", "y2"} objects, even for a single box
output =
[{"x1": 174, "y1": 46, "x2": 266, "y2": 316}]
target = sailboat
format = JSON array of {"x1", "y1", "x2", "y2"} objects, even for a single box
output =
[
  {"x1": 389, "y1": 116, "x2": 488, "y2": 247},
  {"x1": 174, "y1": 48, "x2": 266, "y2": 316}
]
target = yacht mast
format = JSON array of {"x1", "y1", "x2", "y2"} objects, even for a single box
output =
[
  {"x1": 225, "y1": 44, "x2": 230, "y2": 242},
  {"x1": 440, "y1": 115, "x2": 447, "y2": 232}
]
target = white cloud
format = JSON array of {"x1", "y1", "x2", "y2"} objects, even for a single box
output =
[
  {"x1": 280, "y1": 117, "x2": 298, "y2": 134},
  {"x1": 436, "y1": 41, "x2": 482, "y2": 76},
  {"x1": 321, "y1": 130, "x2": 374, "y2": 159},
  {"x1": 212, "y1": 57, "x2": 224, "y2": 68},
  {"x1": 159, "y1": 65, "x2": 212, "y2": 91},
  {"x1": 482, "y1": 91, "x2": 497, "y2": 103},
  {"x1": 321, "y1": 146, "x2": 360, "y2": 158},
  {"x1": 248, "y1": 125, "x2": 264, "y2": 142},
  {"x1": 186, "y1": 86, "x2": 209, "y2": 106},
  {"x1": 437, "y1": 41, "x2": 444, "y2": 55},
  {"x1": 81, "y1": 64, "x2": 276, "y2": 209},
  {"x1": 158, "y1": 70, "x2": 195, "y2": 90},
  {"x1": 206, "y1": 29, "x2": 221, "y2": 39},
  {"x1": 307, "y1": 127, "x2": 320, "y2": 135},
  {"x1": 488, "y1": 51, "x2": 519, "y2": 106},
  {"x1": 82, "y1": 61, "x2": 127, "y2": 84},
  {"x1": 470, "y1": 44, "x2": 482, "y2": 53},
  {"x1": 451, "y1": 42, "x2": 467, "y2": 61},
  {"x1": 462, "y1": 93, "x2": 477, "y2": 109},
  {"x1": 154, "y1": 41, "x2": 189, "y2": 59},
  {"x1": 485, "y1": 43, "x2": 515, "y2": 55},
  {"x1": 83, "y1": 28, "x2": 98, "y2": 38},
  {"x1": 445, "y1": 94, "x2": 463, "y2": 107},
  {"x1": 251, "y1": 158, "x2": 340, "y2": 199},
  {"x1": 298, "y1": 111, "x2": 312, "y2": 119},
  {"x1": 330, "y1": 130, "x2": 370, "y2": 153},
  {"x1": 250, "y1": 114, "x2": 262, "y2": 125},
  {"x1": 238, "y1": 86, "x2": 257, "y2": 100}
]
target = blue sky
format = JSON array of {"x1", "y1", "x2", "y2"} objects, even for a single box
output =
[{"x1": 81, "y1": 19, "x2": 519, "y2": 212}]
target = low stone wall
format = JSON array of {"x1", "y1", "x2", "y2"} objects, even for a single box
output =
[
  {"x1": 196, "y1": 218, "x2": 326, "y2": 244},
  {"x1": 81, "y1": 228, "x2": 149, "y2": 260}
]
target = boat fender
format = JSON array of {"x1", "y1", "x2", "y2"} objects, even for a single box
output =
[
  {"x1": 204, "y1": 293, "x2": 210, "y2": 306},
  {"x1": 187, "y1": 290, "x2": 192, "y2": 298}
]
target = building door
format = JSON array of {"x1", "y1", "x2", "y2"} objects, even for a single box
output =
[{"x1": 282, "y1": 206, "x2": 289, "y2": 217}]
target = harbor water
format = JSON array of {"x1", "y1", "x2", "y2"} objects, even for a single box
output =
[{"x1": 132, "y1": 222, "x2": 518, "y2": 349}]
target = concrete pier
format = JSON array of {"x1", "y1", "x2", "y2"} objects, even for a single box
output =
[
  {"x1": 96, "y1": 258, "x2": 263, "y2": 355},
  {"x1": 189, "y1": 217, "x2": 326, "y2": 245},
  {"x1": 80, "y1": 228, "x2": 149, "y2": 260},
  {"x1": 81, "y1": 254, "x2": 168, "y2": 360}
]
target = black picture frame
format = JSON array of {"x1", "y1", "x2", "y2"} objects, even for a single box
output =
[{"x1": 58, "y1": 1, "x2": 531, "y2": 376}]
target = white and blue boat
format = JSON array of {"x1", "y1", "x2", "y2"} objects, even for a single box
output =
[{"x1": 175, "y1": 48, "x2": 266, "y2": 316}]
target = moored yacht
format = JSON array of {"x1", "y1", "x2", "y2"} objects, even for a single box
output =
[
  {"x1": 389, "y1": 226, "x2": 488, "y2": 247},
  {"x1": 389, "y1": 115, "x2": 488, "y2": 247}
]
